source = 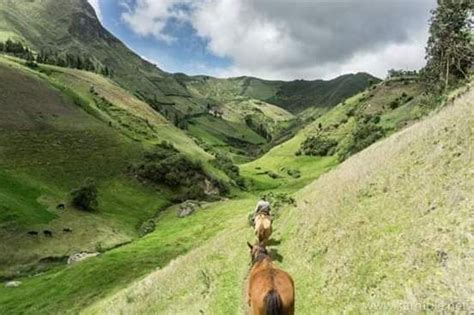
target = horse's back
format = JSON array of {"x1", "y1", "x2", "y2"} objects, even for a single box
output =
[
  {"x1": 255, "y1": 214, "x2": 272, "y2": 243},
  {"x1": 249, "y1": 266, "x2": 295, "y2": 315}
]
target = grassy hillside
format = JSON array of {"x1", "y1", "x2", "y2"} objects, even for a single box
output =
[
  {"x1": 183, "y1": 73, "x2": 380, "y2": 114},
  {"x1": 0, "y1": 0, "x2": 187, "y2": 100},
  {"x1": 83, "y1": 83, "x2": 473, "y2": 314},
  {"x1": 0, "y1": 55, "x2": 227, "y2": 278},
  {"x1": 0, "y1": 0, "x2": 380, "y2": 161},
  {"x1": 240, "y1": 78, "x2": 435, "y2": 191}
]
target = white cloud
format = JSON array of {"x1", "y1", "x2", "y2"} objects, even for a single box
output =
[
  {"x1": 121, "y1": 0, "x2": 436, "y2": 80},
  {"x1": 121, "y1": 0, "x2": 192, "y2": 43},
  {"x1": 87, "y1": 0, "x2": 103, "y2": 21}
]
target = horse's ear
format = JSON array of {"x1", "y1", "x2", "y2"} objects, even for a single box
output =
[{"x1": 247, "y1": 241, "x2": 253, "y2": 250}]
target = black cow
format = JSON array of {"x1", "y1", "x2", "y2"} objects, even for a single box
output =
[
  {"x1": 43, "y1": 230, "x2": 53, "y2": 237},
  {"x1": 63, "y1": 228, "x2": 72, "y2": 233}
]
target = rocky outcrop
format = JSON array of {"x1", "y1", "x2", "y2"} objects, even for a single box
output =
[{"x1": 67, "y1": 252, "x2": 99, "y2": 264}]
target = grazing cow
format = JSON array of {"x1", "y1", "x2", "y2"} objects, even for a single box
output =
[
  {"x1": 247, "y1": 242, "x2": 295, "y2": 315},
  {"x1": 56, "y1": 203, "x2": 65, "y2": 210},
  {"x1": 43, "y1": 230, "x2": 53, "y2": 237},
  {"x1": 27, "y1": 231, "x2": 38, "y2": 236},
  {"x1": 63, "y1": 228, "x2": 73, "y2": 233}
]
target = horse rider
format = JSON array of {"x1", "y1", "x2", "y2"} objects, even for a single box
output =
[
  {"x1": 251, "y1": 196, "x2": 270, "y2": 227},
  {"x1": 254, "y1": 196, "x2": 271, "y2": 216}
]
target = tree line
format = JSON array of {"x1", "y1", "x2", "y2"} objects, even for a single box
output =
[{"x1": 0, "y1": 39, "x2": 112, "y2": 76}]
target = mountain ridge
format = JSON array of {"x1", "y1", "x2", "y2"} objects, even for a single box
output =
[{"x1": 0, "y1": 0, "x2": 378, "y2": 113}]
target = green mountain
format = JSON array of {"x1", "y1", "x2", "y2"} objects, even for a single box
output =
[
  {"x1": 0, "y1": 0, "x2": 378, "y2": 159},
  {"x1": 183, "y1": 73, "x2": 379, "y2": 114},
  {"x1": 0, "y1": 0, "x2": 187, "y2": 99}
]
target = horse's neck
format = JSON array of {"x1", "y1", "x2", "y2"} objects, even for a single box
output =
[{"x1": 252, "y1": 256, "x2": 273, "y2": 272}]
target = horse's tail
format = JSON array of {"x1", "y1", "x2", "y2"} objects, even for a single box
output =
[{"x1": 264, "y1": 289, "x2": 282, "y2": 315}]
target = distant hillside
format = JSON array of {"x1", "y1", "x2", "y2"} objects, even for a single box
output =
[
  {"x1": 182, "y1": 72, "x2": 380, "y2": 114},
  {"x1": 240, "y1": 77, "x2": 432, "y2": 191}
]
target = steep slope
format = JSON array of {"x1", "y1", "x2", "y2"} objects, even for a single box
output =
[
  {"x1": 83, "y1": 83, "x2": 473, "y2": 314},
  {"x1": 0, "y1": 0, "x2": 187, "y2": 100},
  {"x1": 240, "y1": 78, "x2": 429, "y2": 191},
  {"x1": 0, "y1": 55, "x2": 223, "y2": 278}
]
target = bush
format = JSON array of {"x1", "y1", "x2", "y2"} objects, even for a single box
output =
[
  {"x1": 299, "y1": 135, "x2": 338, "y2": 156},
  {"x1": 287, "y1": 169, "x2": 301, "y2": 178},
  {"x1": 267, "y1": 171, "x2": 279, "y2": 179},
  {"x1": 71, "y1": 179, "x2": 98, "y2": 211},
  {"x1": 131, "y1": 141, "x2": 226, "y2": 200},
  {"x1": 338, "y1": 115, "x2": 385, "y2": 160},
  {"x1": 138, "y1": 219, "x2": 156, "y2": 236},
  {"x1": 211, "y1": 153, "x2": 245, "y2": 188},
  {"x1": 389, "y1": 99, "x2": 400, "y2": 109},
  {"x1": 389, "y1": 93, "x2": 413, "y2": 109}
]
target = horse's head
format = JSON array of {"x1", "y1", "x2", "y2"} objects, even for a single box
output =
[{"x1": 247, "y1": 241, "x2": 268, "y2": 264}]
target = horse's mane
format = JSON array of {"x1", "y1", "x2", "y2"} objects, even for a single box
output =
[{"x1": 252, "y1": 246, "x2": 269, "y2": 265}]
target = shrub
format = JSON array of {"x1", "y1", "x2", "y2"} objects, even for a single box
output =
[
  {"x1": 211, "y1": 153, "x2": 245, "y2": 188},
  {"x1": 138, "y1": 219, "x2": 156, "y2": 236},
  {"x1": 389, "y1": 99, "x2": 400, "y2": 109},
  {"x1": 287, "y1": 169, "x2": 301, "y2": 178},
  {"x1": 338, "y1": 115, "x2": 386, "y2": 160},
  {"x1": 267, "y1": 171, "x2": 279, "y2": 179},
  {"x1": 131, "y1": 141, "x2": 226, "y2": 200},
  {"x1": 299, "y1": 135, "x2": 338, "y2": 156},
  {"x1": 71, "y1": 179, "x2": 98, "y2": 211}
]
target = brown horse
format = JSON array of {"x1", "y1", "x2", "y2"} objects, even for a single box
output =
[
  {"x1": 247, "y1": 242, "x2": 295, "y2": 315},
  {"x1": 254, "y1": 213, "x2": 272, "y2": 244}
]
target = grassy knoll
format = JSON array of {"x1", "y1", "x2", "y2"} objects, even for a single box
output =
[{"x1": 85, "y1": 84, "x2": 473, "y2": 314}]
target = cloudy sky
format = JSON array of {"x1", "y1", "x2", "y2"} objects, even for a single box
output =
[{"x1": 88, "y1": 0, "x2": 436, "y2": 80}]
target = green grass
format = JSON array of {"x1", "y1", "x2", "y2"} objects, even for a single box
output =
[
  {"x1": 0, "y1": 197, "x2": 257, "y2": 314},
  {"x1": 274, "y1": 87, "x2": 474, "y2": 312},
  {"x1": 0, "y1": 171, "x2": 55, "y2": 227}
]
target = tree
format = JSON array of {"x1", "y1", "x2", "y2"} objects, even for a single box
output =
[
  {"x1": 71, "y1": 179, "x2": 98, "y2": 211},
  {"x1": 423, "y1": 0, "x2": 473, "y2": 91}
]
